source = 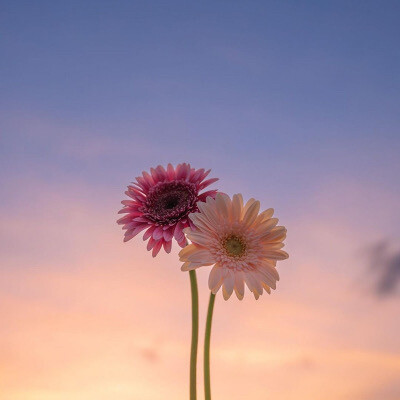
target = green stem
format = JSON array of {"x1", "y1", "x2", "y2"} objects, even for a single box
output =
[
  {"x1": 204, "y1": 292, "x2": 216, "y2": 400},
  {"x1": 189, "y1": 270, "x2": 199, "y2": 400}
]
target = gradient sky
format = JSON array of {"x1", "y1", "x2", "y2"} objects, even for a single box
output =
[{"x1": 1, "y1": 1, "x2": 400, "y2": 399}]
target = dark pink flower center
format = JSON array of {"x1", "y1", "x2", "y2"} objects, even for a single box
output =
[{"x1": 143, "y1": 180, "x2": 198, "y2": 225}]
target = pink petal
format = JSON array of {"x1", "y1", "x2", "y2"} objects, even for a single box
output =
[
  {"x1": 176, "y1": 163, "x2": 190, "y2": 180},
  {"x1": 190, "y1": 168, "x2": 204, "y2": 183},
  {"x1": 152, "y1": 240, "x2": 163, "y2": 257},
  {"x1": 117, "y1": 215, "x2": 132, "y2": 225},
  {"x1": 135, "y1": 176, "x2": 151, "y2": 192},
  {"x1": 133, "y1": 216, "x2": 149, "y2": 223},
  {"x1": 121, "y1": 200, "x2": 139, "y2": 207},
  {"x1": 143, "y1": 226, "x2": 156, "y2": 241},
  {"x1": 198, "y1": 178, "x2": 219, "y2": 190},
  {"x1": 118, "y1": 208, "x2": 142, "y2": 215},
  {"x1": 198, "y1": 190, "x2": 218, "y2": 202},
  {"x1": 130, "y1": 188, "x2": 147, "y2": 202},
  {"x1": 125, "y1": 189, "x2": 146, "y2": 203},
  {"x1": 163, "y1": 228, "x2": 174, "y2": 241},
  {"x1": 122, "y1": 222, "x2": 137, "y2": 230},
  {"x1": 174, "y1": 222, "x2": 184, "y2": 241},
  {"x1": 142, "y1": 171, "x2": 155, "y2": 186},
  {"x1": 124, "y1": 224, "x2": 147, "y2": 242},
  {"x1": 147, "y1": 237, "x2": 157, "y2": 251},
  {"x1": 124, "y1": 190, "x2": 136, "y2": 200},
  {"x1": 151, "y1": 167, "x2": 165, "y2": 183},
  {"x1": 155, "y1": 165, "x2": 167, "y2": 181},
  {"x1": 153, "y1": 226, "x2": 164, "y2": 240},
  {"x1": 200, "y1": 169, "x2": 211, "y2": 181},
  {"x1": 167, "y1": 163, "x2": 176, "y2": 180},
  {"x1": 163, "y1": 240, "x2": 172, "y2": 253},
  {"x1": 178, "y1": 236, "x2": 187, "y2": 247}
]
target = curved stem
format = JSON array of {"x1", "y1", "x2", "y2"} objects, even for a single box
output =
[
  {"x1": 204, "y1": 292, "x2": 216, "y2": 400},
  {"x1": 189, "y1": 270, "x2": 199, "y2": 400}
]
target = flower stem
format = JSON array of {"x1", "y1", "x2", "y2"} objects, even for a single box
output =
[
  {"x1": 204, "y1": 292, "x2": 216, "y2": 400},
  {"x1": 189, "y1": 270, "x2": 199, "y2": 400}
]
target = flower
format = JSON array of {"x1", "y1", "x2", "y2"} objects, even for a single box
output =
[
  {"x1": 179, "y1": 193, "x2": 288, "y2": 300},
  {"x1": 117, "y1": 163, "x2": 218, "y2": 257}
]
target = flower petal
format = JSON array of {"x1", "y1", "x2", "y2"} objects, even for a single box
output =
[
  {"x1": 199, "y1": 178, "x2": 219, "y2": 190},
  {"x1": 232, "y1": 194, "x2": 243, "y2": 222},
  {"x1": 152, "y1": 240, "x2": 163, "y2": 257},
  {"x1": 208, "y1": 264, "x2": 223, "y2": 292},
  {"x1": 222, "y1": 271, "x2": 234, "y2": 300},
  {"x1": 234, "y1": 272, "x2": 245, "y2": 300},
  {"x1": 179, "y1": 244, "x2": 199, "y2": 261},
  {"x1": 163, "y1": 228, "x2": 174, "y2": 241},
  {"x1": 215, "y1": 193, "x2": 229, "y2": 219},
  {"x1": 242, "y1": 200, "x2": 260, "y2": 228},
  {"x1": 152, "y1": 226, "x2": 164, "y2": 241},
  {"x1": 143, "y1": 226, "x2": 156, "y2": 241},
  {"x1": 163, "y1": 240, "x2": 172, "y2": 254},
  {"x1": 186, "y1": 249, "x2": 215, "y2": 264},
  {"x1": 185, "y1": 230, "x2": 213, "y2": 247}
]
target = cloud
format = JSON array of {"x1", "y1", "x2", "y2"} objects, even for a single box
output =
[{"x1": 367, "y1": 241, "x2": 400, "y2": 297}]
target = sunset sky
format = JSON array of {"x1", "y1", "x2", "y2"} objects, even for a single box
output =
[{"x1": 1, "y1": 1, "x2": 400, "y2": 399}]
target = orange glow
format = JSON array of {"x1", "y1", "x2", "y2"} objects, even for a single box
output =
[{"x1": 1, "y1": 181, "x2": 399, "y2": 400}]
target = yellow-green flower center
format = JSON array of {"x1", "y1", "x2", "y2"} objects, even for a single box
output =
[{"x1": 223, "y1": 235, "x2": 246, "y2": 257}]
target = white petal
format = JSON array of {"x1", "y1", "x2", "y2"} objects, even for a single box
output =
[
  {"x1": 261, "y1": 250, "x2": 289, "y2": 260},
  {"x1": 256, "y1": 218, "x2": 279, "y2": 235},
  {"x1": 232, "y1": 194, "x2": 243, "y2": 222},
  {"x1": 261, "y1": 208, "x2": 274, "y2": 220},
  {"x1": 179, "y1": 244, "x2": 199, "y2": 261},
  {"x1": 208, "y1": 264, "x2": 223, "y2": 291},
  {"x1": 187, "y1": 249, "x2": 215, "y2": 264},
  {"x1": 253, "y1": 208, "x2": 274, "y2": 225},
  {"x1": 242, "y1": 200, "x2": 260, "y2": 228},
  {"x1": 185, "y1": 230, "x2": 213, "y2": 247},
  {"x1": 257, "y1": 268, "x2": 277, "y2": 289},
  {"x1": 181, "y1": 262, "x2": 206, "y2": 271},
  {"x1": 222, "y1": 271, "x2": 234, "y2": 300},
  {"x1": 193, "y1": 213, "x2": 220, "y2": 232},
  {"x1": 243, "y1": 272, "x2": 255, "y2": 292},
  {"x1": 261, "y1": 281, "x2": 271, "y2": 294},
  {"x1": 243, "y1": 198, "x2": 256, "y2": 215},
  {"x1": 234, "y1": 272, "x2": 245, "y2": 300},
  {"x1": 197, "y1": 202, "x2": 221, "y2": 228},
  {"x1": 222, "y1": 276, "x2": 234, "y2": 300},
  {"x1": 244, "y1": 272, "x2": 263, "y2": 295},
  {"x1": 216, "y1": 193, "x2": 229, "y2": 219},
  {"x1": 260, "y1": 263, "x2": 280, "y2": 281},
  {"x1": 264, "y1": 242, "x2": 285, "y2": 250},
  {"x1": 249, "y1": 271, "x2": 263, "y2": 295},
  {"x1": 261, "y1": 227, "x2": 287, "y2": 243},
  {"x1": 189, "y1": 214, "x2": 216, "y2": 234}
]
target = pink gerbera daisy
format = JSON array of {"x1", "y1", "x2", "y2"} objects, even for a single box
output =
[
  {"x1": 179, "y1": 193, "x2": 288, "y2": 300},
  {"x1": 117, "y1": 163, "x2": 218, "y2": 257}
]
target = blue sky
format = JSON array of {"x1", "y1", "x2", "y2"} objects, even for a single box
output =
[
  {"x1": 1, "y1": 0, "x2": 400, "y2": 239},
  {"x1": 2, "y1": 1, "x2": 399, "y2": 196}
]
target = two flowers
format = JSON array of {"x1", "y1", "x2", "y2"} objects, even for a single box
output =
[{"x1": 117, "y1": 163, "x2": 288, "y2": 399}]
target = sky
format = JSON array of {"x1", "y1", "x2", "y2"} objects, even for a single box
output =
[{"x1": 1, "y1": 1, "x2": 400, "y2": 399}]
